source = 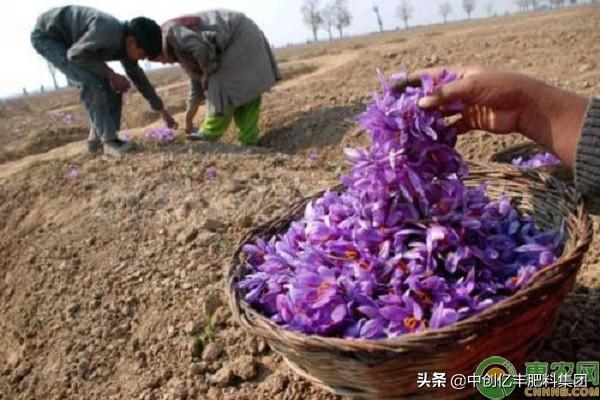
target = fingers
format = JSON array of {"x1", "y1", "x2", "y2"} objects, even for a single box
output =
[
  {"x1": 418, "y1": 78, "x2": 474, "y2": 109},
  {"x1": 165, "y1": 114, "x2": 178, "y2": 129},
  {"x1": 446, "y1": 117, "x2": 471, "y2": 136},
  {"x1": 448, "y1": 105, "x2": 500, "y2": 135},
  {"x1": 392, "y1": 65, "x2": 483, "y2": 95},
  {"x1": 407, "y1": 67, "x2": 450, "y2": 83},
  {"x1": 407, "y1": 65, "x2": 483, "y2": 82},
  {"x1": 390, "y1": 75, "x2": 422, "y2": 93}
]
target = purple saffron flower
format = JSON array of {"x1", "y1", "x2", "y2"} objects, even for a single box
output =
[
  {"x1": 146, "y1": 126, "x2": 176, "y2": 143},
  {"x1": 205, "y1": 167, "x2": 217, "y2": 181},
  {"x1": 511, "y1": 152, "x2": 561, "y2": 169},
  {"x1": 430, "y1": 303, "x2": 459, "y2": 329},
  {"x1": 67, "y1": 165, "x2": 81, "y2": 180},
  {"x1": 289, "y1": 267, "x2": 339, "y2": 309},
  {"x1": 62, "y1": 113, "x2": 75, "y2": 123}
]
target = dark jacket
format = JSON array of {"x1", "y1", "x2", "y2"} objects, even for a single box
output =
[{"x1": 34, "y1": 6, "x2": 164, "y2": 111}]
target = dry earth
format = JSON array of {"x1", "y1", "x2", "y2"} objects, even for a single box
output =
[{"x1": 1, "y1": 6, "x2": 599, "y2": 400}]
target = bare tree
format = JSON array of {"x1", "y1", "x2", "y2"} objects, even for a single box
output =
[
  {"x1": 439, "y1": 1, "x2": 452, "y2": 23},
  {"x1": 331, "y1": 0, "x2": 352, "y2": 38},
  {"x1": 397, "y1": 0, "x2": 413, "y2": 29},
  {"x1": 462, "y1": 0, "x2": 476, "y2": 19},
  {"x1": 515, "y1": 0, "x2": 526, "y2": 12},
  {"x1": 47, "y1": 62, "x2": 59, "y2": 90},
  {"x1": 372, "y1": 5, "x2": 384, "y2": 32},
  {"x1": 321, "y1": 3, "x2": 335, "y2": 40},
  {"x1": 485, "y1": 1, "x2": 494, "y2": 16},
  {"x1": 527, "y1": 0, "x2": 539, "y2": 9},
  {"x1": 301, "y1": 0, "x2": 323, "y2": 42}
]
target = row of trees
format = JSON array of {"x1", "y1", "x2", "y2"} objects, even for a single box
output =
[
  {"x1": 401, "y1": 0, "x2": 478, "y2": 30},
  {"x1": 303, "y1": 0, "x2": 596, "y2": 40},
  {"x1": 301, "y1": 0, "x2": 352, "y2": 42},
  {"x1": 302, "y1": 0, "x2": 480, "y2": 38},
  {"x1": 515, "y1": 0, "x2": 581, "y2": 11}
]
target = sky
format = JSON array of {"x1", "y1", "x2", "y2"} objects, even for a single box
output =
[{"x1": 0, "y1": 0, "x2": 528, "y2": 97}]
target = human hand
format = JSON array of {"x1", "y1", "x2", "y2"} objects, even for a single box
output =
[
  {"x1": 406, "y1": 66, "x2": 589, "y2": 166},
  {"x1": 161, "y1": 110, "x2": 178, "y2": 129},
  {"x1": 405, "y1": 66, "x2": 542, "y2": 135},
  {"x1": 184, "y1": 106, "x2": 199, "y2": 134},
  {"x1": 184, "y1": 119, "x2": 196, "y2": 134},
  {"x1": 108, "y1": 72, "x2": 131, "y2": 93}
]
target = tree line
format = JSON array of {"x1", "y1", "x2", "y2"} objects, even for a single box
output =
[{"x1": 301, "y1": 0, "x2": 594, "y2": 41}]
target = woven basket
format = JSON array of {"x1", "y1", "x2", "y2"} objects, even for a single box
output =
[
  {"x1": 490, "y1": 142, "x2": 573, "y2": 181},
  {"x1": 227, "y1": 161, "x2": 591, "y2": 400}
]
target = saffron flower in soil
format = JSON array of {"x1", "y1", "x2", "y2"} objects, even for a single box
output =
[
  {"x1": 237, "y1": 70, "x2": 564, "y2": 339},
  {"x1": 205, "y1": 167, "x2": 217, "y2": 181},
  {"x1": 67, "y1": 165, "x2": 81, "y2": 180},
  {"x1": 511, "y1": 152, "x2": 561, "y2": 169},
  {"x1": 146, "y1": 127, "x2": 175, "y2": 143}
]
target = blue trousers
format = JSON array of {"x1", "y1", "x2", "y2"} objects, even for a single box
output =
[{"x1": 31, "y1": 29, "x2": 121, "y2": 141}]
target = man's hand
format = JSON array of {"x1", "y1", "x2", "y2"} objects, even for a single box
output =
[
  {"x1": 410, "y1": 67, "x2": 537, "y2": 135},
  {"x1": 184, "y1": 104, "x2": 201, "y2": 134},
  {"x1": 410, "y1": 66, "x2": 589, "y2": 167},
  {"x1": 108, "y1": 72, "x2": 131, "y2": 93},
  {"x1": 161, "y1": 110, "x2": 178, "y2": 129},
  {"x1": 184, "y1": 119, "x2": 195, "y2": 134}
]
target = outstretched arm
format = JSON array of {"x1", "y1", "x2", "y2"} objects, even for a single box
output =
[
  {"x1": 184, "y1": 79, "x2": 204, "y2": 134},
  {"x1": 405, "y1": 66, "x2": 598, "y2": 196}
]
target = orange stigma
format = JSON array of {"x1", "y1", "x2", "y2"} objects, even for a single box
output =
[
  {"x1": 404, "y1": 316, "x2": 419, "y2": 333},
  {"x1": 345, "y1": 250, "x2": 359, "y2": 260},
  {"x1": 395, "y1": 261, "x2": 409, "y2": 275}
]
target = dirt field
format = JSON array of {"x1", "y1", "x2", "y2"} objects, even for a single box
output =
[{"x1": 1, "y1": 6, "x2": 600, "y2": 400}]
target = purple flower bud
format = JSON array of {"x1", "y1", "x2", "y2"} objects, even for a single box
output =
[
  {"x1": 205, "y1": 167, "x2": 217, "y2": 181},
  {"x1": 511, "y1": 152, "x2": 561, "y2": 169},
  {"x1": 146, "y1": 126, "x2": 176, "y2": 143},
  {"x1": 67, "y1": 165, "x2": 81, "y2": 180}
]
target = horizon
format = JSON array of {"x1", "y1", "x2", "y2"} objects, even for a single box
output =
[{"x1": 0, "y1": 0, "x2": 586, "y2": 99}]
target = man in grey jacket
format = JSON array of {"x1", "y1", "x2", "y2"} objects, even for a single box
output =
[
  {"x1": 158, "y1": 10, "x2": 280, "y2": 145},
  {"x1": 31, "y1": 5, "x2": 177, "y2": 156}
]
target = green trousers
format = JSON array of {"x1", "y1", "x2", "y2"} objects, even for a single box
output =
[{"x1": 201, "y1": 97, "x2": 261, "y2": 145}]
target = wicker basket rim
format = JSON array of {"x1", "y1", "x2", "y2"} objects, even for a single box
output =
[{"x1": 227, "y1": 161, "x2": 592, "y2": 351}]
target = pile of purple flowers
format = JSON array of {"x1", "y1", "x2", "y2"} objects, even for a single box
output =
[
  {"x1": 146, "y1": 127, "x2": 176, "y2": 143},
  {"x1": 237, "y1": 71, "x2": 563, "y2": 339},
  {"x1": 511, "y1": 152, "x2": 561, "y2": 169}
]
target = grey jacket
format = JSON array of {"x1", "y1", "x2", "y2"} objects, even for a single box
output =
[
  {"x1": 34, "y1": 6, "x2": 164, "y2": 111},
  {"x1": 575, "y1": 98, "x2": 600, "y2": 197},
  {"x1": 162, "y1": 10, "x2": 280, "y2": 115}
]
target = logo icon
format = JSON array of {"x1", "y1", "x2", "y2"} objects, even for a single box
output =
[{"x1": 475, "y1": 356, "x2": 517, "y2": 399}]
